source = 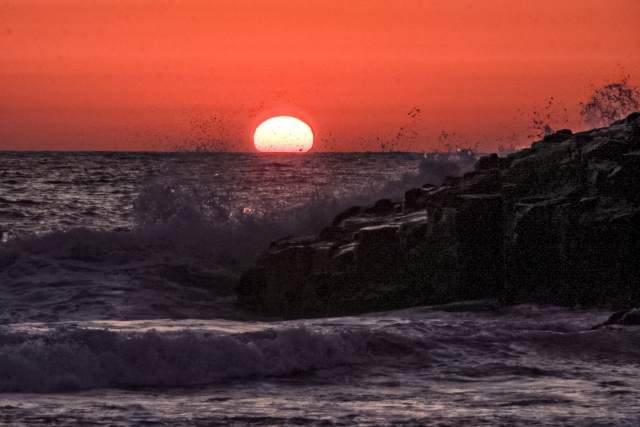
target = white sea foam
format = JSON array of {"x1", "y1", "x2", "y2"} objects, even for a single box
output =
[
  {"x1": 3, "y1": 152, "x2": 640, "y2": 425},
  {"x1": 0, "y1": 325, "x2": 363, "y2": 392},
  {"x1": 2, "y1": 151, "x2": 477, "y2": 261},
  {"x1": 0, "y1": 151, "x2": 480, "y2": 325},
  {"x1": 0, "y1": 304, "x2": 634, "y2": 394}
]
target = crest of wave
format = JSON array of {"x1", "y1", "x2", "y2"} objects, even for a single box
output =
[
  {"x1": 129, "y1": 175, "x2": 384, "y2": 266},
  {"x1": 0, "y1": 326, "x2": 368, "y2": 392},
  {"x1": 2, "y1": 152, "x2": 478, "y2": 271},
  {"x1": 129, "y1": 150, "x2": 477, "y2": 266}
]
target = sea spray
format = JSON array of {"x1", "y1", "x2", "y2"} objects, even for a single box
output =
[
  {"x1": 0, "y1": 151, "x2": 481, "y2": 324},
  {"x1": 0, "y1": 325, "x2": 365, "y2": 392}
]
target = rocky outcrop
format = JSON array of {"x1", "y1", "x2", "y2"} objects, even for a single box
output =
[
  {"x1": 237, "y1": 113, "x2": 640, "y2": 318},
  {"x1": 591, "y1": 308, "x2": 640, "y2": 329}
]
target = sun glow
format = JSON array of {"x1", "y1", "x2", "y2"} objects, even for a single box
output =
[{"x1": 253, "y1": 116, "x2": 314, "y2": 153}]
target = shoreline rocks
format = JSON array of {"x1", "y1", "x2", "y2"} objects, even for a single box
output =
[{"x1": 237, "y1": 113, "x2": 640, "y2": 318}]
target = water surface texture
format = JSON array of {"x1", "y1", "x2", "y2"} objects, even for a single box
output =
[{"x1": 0, "y1": 152, "x2": 638, "y2": 426}]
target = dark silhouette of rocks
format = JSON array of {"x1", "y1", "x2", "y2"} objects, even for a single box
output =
[
  {"x1": 591, "y1": 308, "x2": 640, "y2": 329},
  {"x1": 237, "y1": 113, "x2": 640, "y2": 318}
]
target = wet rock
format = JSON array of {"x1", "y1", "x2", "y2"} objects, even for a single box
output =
[
  {"x1": 458, "y1": 171, "x2": 502, "y2": 194},
  {"x1": 364, "y1": 198, "x2": 399, "y2": 216},
  {"x1": 475, "y1": 153, "x2": 500, "y2": 170},
  {"x1": 319, "y1": 226, "x2": 346, "y2": 241},
  {"x1": 582, "y1": 137, "x2": 629, "y2": 161},
  {"x1": 619, "y1": 309, "x2": 640, "y2": 325},
  {"x1": 611, "y1": 111, "x2": 640, "y2": 126},
  {"x1": 591, "y1": 308, "x2": 640, "y2": 329},
  {"x1": 456, "y1": 194, "x2": 504, "y2": 299},
  {"x1": 404, "y1": 187, "x2": 430, "y2": 210},
  {"x1": 442, "y1": 176, "x2": 463, "y2": 187},
  {"x1": 356, "y1": 225, "x2": 399, "y2": 278},
  {"x1": 543, "y1": 129, "x2": 573, "y2": 144},
  {"x1": 331, "y1": 206, "x2": 363, "y2": 227},
  {"x1": 237, "y1": 114, "x2": 640, "y2": 318}
]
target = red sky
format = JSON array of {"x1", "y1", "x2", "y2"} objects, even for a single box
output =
[{"x1": 1, "y1": 0, "x2": 639, "y2": 152}]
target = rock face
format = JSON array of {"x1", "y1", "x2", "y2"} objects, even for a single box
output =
[
  {"x1": 591, "y1": 308, "x2": 640, "y2": 329},
  {"x1": 237, "y1": 113, "x2": 640, "y2": 318}
]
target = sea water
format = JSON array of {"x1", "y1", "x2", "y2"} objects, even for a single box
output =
[{"x1": 0, "y1": 151, "x2": 638, "y2": 426}]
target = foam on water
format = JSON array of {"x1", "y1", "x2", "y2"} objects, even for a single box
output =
[
  {"x1": 0, "y1": 304, "x2": 635, "y2": 394},
  {"x1": 4, "y1": 152, "x2": 639, "y2": 425},
  {"x1": 1, "y1": 152, "x2": 479, "y2": 324},
  {"x1": 0, "y1": 325, "x2": 361, "y2": 392}
]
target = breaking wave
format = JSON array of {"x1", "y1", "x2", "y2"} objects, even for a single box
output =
[
  {"x1": 0, "y1": 325, "x2": 370, "y2": 392},
  {"x1": 2, "y1": 152, "x2": 479, "y2": 269},
  {"x1": 0, "y1": 303, "x2": 636, "y2": 393}
]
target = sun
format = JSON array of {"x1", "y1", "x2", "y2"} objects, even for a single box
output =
[{"x1": 253, "y1": 116, "x2": 314, "y2": 153}]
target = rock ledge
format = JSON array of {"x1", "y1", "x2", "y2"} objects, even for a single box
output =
[{"x1": 237, "y1": 113, "x2": 640, "y2": 318}]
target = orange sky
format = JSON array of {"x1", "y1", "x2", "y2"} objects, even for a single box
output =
[{"x1": 1, "y1": 0, "x2": 639, "y2": 151}]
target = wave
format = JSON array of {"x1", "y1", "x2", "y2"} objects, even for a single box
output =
[
  {"x1": 0, "y1": 303, "x2": 637, "y2": 393},
  {"x1": 0, "y1": 152, "x2": 483, "y2": 323},
  {"x1": 0, "y1": 325, "x2": 369, "y2": 392},
  {"x1": 2, "y1": 152, "x2": 478, "y2": 266}
]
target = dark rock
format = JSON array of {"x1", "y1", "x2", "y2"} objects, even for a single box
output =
[
  {"x1": 404, "y1": 187, "x2": 430, "y2": 210},
  {"x1": 421, "y1": 185, "x2": 455, "y2": 206},
  {"x1": 498, "y1": 156, "x2": 513, "y2": 169},
  {"x1": 611, "y1": 112, "x2": 640, "y2": 126},
  {"x1": 475, "y1": 153, "x2": 500, "y2": 170},
  {"x1": 355, "y1": 225, "x2": 399, "y2": 278},
  {"x1": 582, "y1": 137, "x2": 629, "y2": 161},
  {"x1": 332, "y1": 206, "x2": 363, "y2": 227},
  {"x1": 442, "y1": 176, "x2": 462, "y2": 187},
  {"x1": 269, "y1": 235, "x2": 317, "y2": 250},
  {"x1": 459, "y1": 171, "x2": 502, "y2": 194},
  {"x1": 455, "y1": 194, "x2": 504, "y2": 299},
  {"x1": 332, "y1": 242, "x2": 357, "y2": 273},
  {"x1": 627, "y1": 111, "x2": 640, "y2": 123},
  {"x1": 363, "y1": 198, "x2": 399, "y2": 216},
  {"x1": 591, "y1": 308, "x2": 640, "y2": 329},
  {"x1": 605, "y1": 154, "x2": 640, "y2": 203},
  {"x1": 238, "y1": 114, "x2": 640, "y2": 318},
  {"x1": 319, "y1": 226, "x2": 346, "y2": 241},
  {"x1": 543, "y1": 129, "x2": 573, "y2": 143},
  {"x1": 620, "y1": 309, "x2": 640, "y2": 325}
]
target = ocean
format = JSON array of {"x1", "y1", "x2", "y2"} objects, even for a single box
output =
[{"x1": 0, "y1": 151, "x2": 638, "y2": 426}]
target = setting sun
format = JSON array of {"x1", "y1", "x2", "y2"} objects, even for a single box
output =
[{"x1": 253, "y1": 116, "x2": 314, "y2": 153}]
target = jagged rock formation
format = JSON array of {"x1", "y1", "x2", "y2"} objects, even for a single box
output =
[
  {"x1": 237, "y1": 112, "x2": 640, "y2": 318},
  {"x1": 591, "y1": 308, "x2": 640, "y2": 329}
]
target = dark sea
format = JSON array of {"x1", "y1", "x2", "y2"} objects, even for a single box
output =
[{"x1": 0, "y1": 151, "x2": 638, "y2": 426}]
